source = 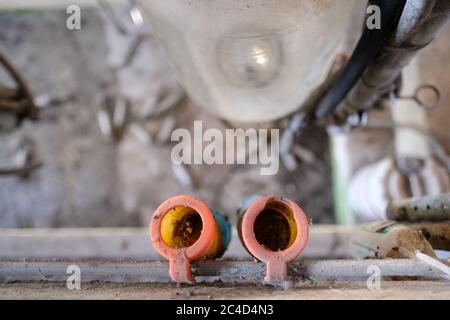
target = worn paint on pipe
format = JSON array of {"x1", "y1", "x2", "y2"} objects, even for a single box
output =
[
  {"x1": 150, "y1": 195, "x2": 230, "y2": 284},
  {"x1": 238, "y1": 195, "x2": 309, "y2": 283}
]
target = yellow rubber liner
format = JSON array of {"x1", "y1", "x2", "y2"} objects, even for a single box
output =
[
  {"x1": 267, "y1": 202, "x2": 298, "y2": 249},
  {"x1": 160, "y1": 206, "x2": 223, "y2": 258}
]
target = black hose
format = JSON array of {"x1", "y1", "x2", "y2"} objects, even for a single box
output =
[{"x1": 315, "y1": 0, "x2": 407, "y2": 119}]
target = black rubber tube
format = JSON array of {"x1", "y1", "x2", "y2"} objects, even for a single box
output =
[{"x1": 315, "y1": 0, "x2": 407, "y2": 119}]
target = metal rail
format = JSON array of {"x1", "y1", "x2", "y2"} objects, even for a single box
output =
[{"x1": 1, "y1": 259, "x2": 449, "y2": 284}]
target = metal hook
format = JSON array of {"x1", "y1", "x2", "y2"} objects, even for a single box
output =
[{"x1": 397, "y1": 84, "x2": 441, "y2": 110}]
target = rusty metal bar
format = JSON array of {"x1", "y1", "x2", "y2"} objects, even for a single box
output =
[{"x1": 387, "y1": 193, "x2": 450, "y2": 222}]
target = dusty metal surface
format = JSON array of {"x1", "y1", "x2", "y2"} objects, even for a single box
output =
[
  {"x1": 1, "y1": 259, "x2": 449, "y2": 284},
  {"x1": 2, "y1": 281, "x2": 450, "y2": 300}
]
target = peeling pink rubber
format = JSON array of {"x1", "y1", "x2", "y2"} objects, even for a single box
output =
[
  {"x1": 241, "y1": 195, "x2": 309, "y2": 283},
  {"x1": 150, "y1": 195, "x2": 216, "y2": 284}
]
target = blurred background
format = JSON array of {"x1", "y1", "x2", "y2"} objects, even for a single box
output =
[
  {"x1": 0, "y1": 1, "x2": 336, "y2": 228},
  {"x1": 0, "y1": 0, "x2": 449, "y2": 232}
]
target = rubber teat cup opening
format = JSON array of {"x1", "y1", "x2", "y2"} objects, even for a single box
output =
[
  {"x1": 160, "y1": 206, "x2": 203, "y2": 249},
  {"x1": 253, "y1": 201, "x2": 297, "y2": 252}
]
